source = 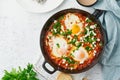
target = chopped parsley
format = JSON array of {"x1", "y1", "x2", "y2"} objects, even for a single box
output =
[
  {"x1": 52, "y1": 21, "x2": 61, "y2": 35},
  {"x1": 70, "y1": 53, "x2": 75, "y2": 58},
  {"x1": 93, "y1": 37, "x2": 97, "y2": 42},
  {"x1": 58, "y1": 15, "x2": 64, "y2": 21},
  {"x1": 84, "y1": 36, "x2": 90, "y2": 42},
  {"x1": 86, "y1": 18, "x2": 92, "y2": 23},
  {"x1": 69, "y1": 35, "x2": 78, "y2": 45},
  {"x1": 84, "y1": 28, "x2": 88, "y2": 34},
  {"x1": 86, "y1": 25, "x2": 90, "y2": 28},
  {"x1": 69, "y1": 38, "x2": 77, "y2": 45},
  {"x1": 66, "y1": 29, "x2": 72, "y2": 35},
  {"x1": 90, "y1": 31, "x2": 94, "y2": 37},
  {"x1": 62, "y1": 56, "x2": 75, "y2": 64},
  {"x1": 84, "y1": 36, "x2": 97, "y2": 44},
  {"x1": 61, "y1": 29, "x2": 72, "y2": 36},
  {"x1": 85, "y1": 46, "x2": 92, "y2": 51},
  {"x1": 76, "y1": 42, "x2": 82, "y2": 48},
  {"x1": 83, "y1": 23, "x2": 97, "y2": 45},
  {"x1": 56, "y1": 43, "x2": 60, "y2": 48},
  {"x1": 94, "y1": 24, "x2": 97, "y2": 27}
]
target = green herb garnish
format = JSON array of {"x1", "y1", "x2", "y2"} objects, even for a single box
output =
[
  {"x1": 93, "y1": 37, "x2": 97, "y2": 42},
  {"x1": 94, "y1": 24, "x2": 97, "y2": 27},
  {"x1": 62, "y1": 56, "x2": 75, "y2": 64},
  {"x1": 84, "y1": 28, "x2": 88, "y2": 34},
  {"x1": 88, "y1": 37, "x2": 94, "y2": 43},
  {"x1": 69, "y1": 35, "x2": 78, "y2": 45},
  {"x1": 86, "y1": 18, "x2": 92, "y2": 23},
  {"x1": 2, "y1": 63, "x2": 39, "y2": 80},
  {"x1": 61, "y1": 29, "x2": 72, "y2": 36},
  {"x1": 86, "y1": 25, "x2": 90, "y2": 28},
  {"x1": 52, "y1": 21, "x2": 61, "y2": 35},
  {"x1": 66, "y1": 29, "x2": 72, "y2": 35},
  {"x1": 84, "y1": 36, "x2": 89, "y2": 42},
  {"x1": 85, "y1": 46, "x2": 92, "y2": 51},
  {"x1": 84, "y1": 36, "x2": 97, "y2": 43},
  {"x1": 90, "y1": 31, "x2": 94, "y2": 37},
  {"x1": 70, "y1": 53, "x2": 75, "y2": 58},
  {"x1": 58, "y1": 15, "x2": 64, "y2": 21},
  {"x1": 69, "y1": 38, "x2": 77, "y2": 45},
  {"x1": 76, "y1": 42, "x2": 82, "y2": 48},
  {"x1": 56, "y1": 43, "x2": 60, "y2": 48}
]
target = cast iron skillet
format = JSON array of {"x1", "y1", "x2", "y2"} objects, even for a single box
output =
[{"x1": 40, "y1": 8, "x2": 106, "y2": 74}]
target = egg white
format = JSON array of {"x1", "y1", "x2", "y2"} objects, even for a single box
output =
[
  {"x1": 72, "y1": 47, "x2": 89, "y2": 64},
  {"x1": 52, "y1": 37, "x2": 68, "y2": 57}
]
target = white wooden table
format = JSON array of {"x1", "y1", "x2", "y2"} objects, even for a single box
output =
[{"x1": 0, "y1": 0, "x2": 102, "y2": 80}]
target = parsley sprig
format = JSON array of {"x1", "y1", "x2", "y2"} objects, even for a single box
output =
[{"x1": 2, "y1": 63, "x2": 39, "y2": 80}]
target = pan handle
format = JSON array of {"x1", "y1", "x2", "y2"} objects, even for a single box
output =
[
  {"x1": 42, "y1": 61, "x2": 57, "y2": 74},
  {"x1": 92, "y1": 9, "x2": 104, "y2": 19}
]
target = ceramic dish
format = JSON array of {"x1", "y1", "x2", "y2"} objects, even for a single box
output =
[{"x1": 16, "y1": 0, "x2": 64, "y2": 13}]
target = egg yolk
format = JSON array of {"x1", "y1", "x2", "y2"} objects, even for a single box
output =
[
  {"x1": 79, "y1": 52, "x2": 85, "y2": 59},
  {"x1": 57, "y1": 48, "x2": 67, "y2": 56},
  {"x1": 72, "y1": 24, "x2": 80, "y2": 34}
]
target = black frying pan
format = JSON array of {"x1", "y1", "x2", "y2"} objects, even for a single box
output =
[{"x1": 40, "y1": 8, "x2": 106, "y2": 74}]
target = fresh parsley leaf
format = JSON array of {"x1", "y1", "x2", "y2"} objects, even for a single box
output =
[
  {"x1": 93, "y1": 37, "x2": 97, "y2": 42},
  {"x1": 86, "y1": 25, "x2": 90, "y2": 28},
  {"x1": 84, "y1": 28, "x2": 88, "y2": 34},
  {"x1": 66, "y1": 29, "x2": 72, "y2": 35},
  {"x1": 88, "y1": 38, "x2": 93, "y2": 43},
  {"x1": 53, "y1": 21, "x2": 61, "y2": 28},
  {"x1": 72, "y1": 35, "x2": 78, "y2": 45},
  {"x1": 2, "y1": 63, "x2": 39, "y2": 80},
  {"x1": 85, "y1": 46, "x2": 92, "y2": 51},
  {"x1": 62, "y1": 56, "x2": 75, "y2": 64},
  {"x1": 58, "y1": 15, "x2": 64, "y2": 21},
  {"x1": 61, "y1": 29, "x2": 72, "y2": 36},
  {"x1": 56, "y1": 43, "x2": 60, "y2": 48},
  {"x1": 84, "y1": 36, "x2": 89, "y2": 42},
  {"x1": 84, "y1": 36, "x2": 96, "y2": 43},
  {"x1": 70, "y1": 53, "x2": 75, "y2": 58},
  {"x1": 52, "y1": 21, "x2": 61, "y2": 35},
  {"x1": 86, "y1": 18, "x2": 92, "y2": 23},
  {"x1": 70, "y1": 38, "x2": 77, "y2": 45},
  {"x1": 69, "y1": 35, "x2": 78, "y2": 45},
  {"x1": 94, "y1": 24, "x2": 97, "y2": 27},
  {"x1": 75, "y1": 42, "x2": 82, "y2": 48},
  {"x1": 90, "y1": 31, "x2": 94, "y2": 37}
]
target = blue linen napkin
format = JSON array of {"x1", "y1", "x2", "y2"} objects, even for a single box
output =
[{"x1": 92, "y1": 0, "x2": 120, "y2": 80}]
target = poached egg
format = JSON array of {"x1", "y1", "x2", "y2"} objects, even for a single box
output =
[
  {"x1": 72, "y1": 47, "x2": 89, "y2": 64},
  {"x1": 64, "y1": 13, "x2": 83, "y2": 34},
  {"x1": 52, "y1": 37, "x2": 68, "y2": 57}
]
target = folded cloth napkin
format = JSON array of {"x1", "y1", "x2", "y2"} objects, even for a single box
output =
[{"x1": 92, "y1": 0, "x2": 120, "y2": 80}]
